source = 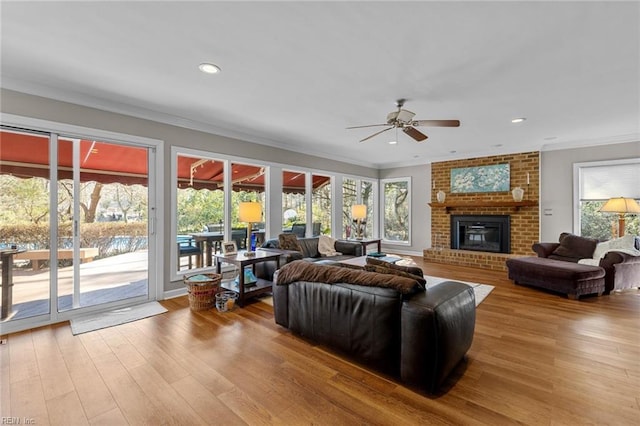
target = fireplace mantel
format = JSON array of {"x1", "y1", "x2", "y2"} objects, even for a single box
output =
[{"x1": 429, "y1": 200, "x2": 538, "y2": 213}]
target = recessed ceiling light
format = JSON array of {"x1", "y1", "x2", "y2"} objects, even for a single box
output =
[
  {"x1": 511, "y1": 117, "x2": 526, "y2": 123},
  {"x1": 199, "y1": 63, "x2": 221, "y2": 74},
  {"x1": 450, "y1": 150, "x2": 457, "y2": 154},
  {"x1": 389, "y1": 140, "x2": 397, "y2": 145},
  {"x1": 544, "y1": 136, "x2": 557, "y2": 141},
  {"x1": 493, "y1": 143, "x2": 503, "y2": 147}
]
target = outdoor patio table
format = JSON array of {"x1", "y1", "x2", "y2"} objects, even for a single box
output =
[{"x1": 1, "y1": 248, "x2": 25, "y2": 320}]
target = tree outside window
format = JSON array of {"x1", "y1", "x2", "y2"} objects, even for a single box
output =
[{"x1": 382, "y1": 178, "x2": 410, "y2": 243}]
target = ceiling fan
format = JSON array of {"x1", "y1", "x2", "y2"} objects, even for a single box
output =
[{"x1": 346, "y1": 99, "x2": 460, "y2": 143}]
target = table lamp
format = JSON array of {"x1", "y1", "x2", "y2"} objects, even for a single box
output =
[
  {"x1": 600, "y1": 197, "x2": 640, "y2": 237},
  {"x1": 351, "y1": 204, "x2": 367, "y2": 240},
  {"x1": 238, "y1": 201, "x2": 262, "y2": 255}
]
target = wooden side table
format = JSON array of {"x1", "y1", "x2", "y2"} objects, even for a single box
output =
[
  {"x1": 341, "y1": 238, "x2": 382, "y2": 254},
  {"x1": 214, "y1": 250, "x2": 281, "y2": 307}
]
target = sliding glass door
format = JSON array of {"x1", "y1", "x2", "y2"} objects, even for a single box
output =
[
  {"x1": 1, "y1": 124, "x2": 157, "y2": 333},
  {"x1": 56, "y1": 137, "x2": 150, "y2": 312}
]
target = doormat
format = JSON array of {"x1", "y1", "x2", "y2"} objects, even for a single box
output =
[
  {"x1": 70, "y1": 301, "x2": 167, "y2": 335},
  {"x1": 425, "y1": 276, "x2": 494, "y2": 306}
]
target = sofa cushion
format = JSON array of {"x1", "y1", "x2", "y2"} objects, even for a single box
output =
[
  {"x1": 298, "y1": 237, "x2": 320, "y2": 258},
  {"x1": 363, "y1": 264, "x2": 426, "y2": 287},
  {"x1": 549, "y1": 233, "x2": 598, "y2": 262},
  {"x1": 365, "y1": 257, "x2": 425, "y2": 279},
  {"x1": 279, "y1": 233, "x2": 302, "y2": 252}
]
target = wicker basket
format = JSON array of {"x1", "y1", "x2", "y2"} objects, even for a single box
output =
[{"x1": 183, "y1": 273, "x2": 222, "y2": 311}]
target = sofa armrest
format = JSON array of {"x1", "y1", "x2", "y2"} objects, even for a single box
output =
[
  {"x1": 600, "y1": 250, "x2": 640, "y2": 268},
  {"x1": 599, "y1": 250, "x2": 640, "y2": 293},
  {"x1": 532, "y1": 242, "x2": 560, "y2": 258},
  {"x1": 254, "y1": 248, "x2": 304, "y2": 281},
  {"x1": 335, "y1": 240, "x2": 364, "y2": 257}
]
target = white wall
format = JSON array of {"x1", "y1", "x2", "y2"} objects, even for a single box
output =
[{"x1": 540, "y1": 141, "x2": 640, "y2": 242}]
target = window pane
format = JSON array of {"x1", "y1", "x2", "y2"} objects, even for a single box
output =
[
  {"x1": 312, "y1": 174, "x2": 331, "y2": 235},
  {"x1": 382, "y1": 179, "x2": 410, "y2": 242},
  {"x1": 342, "y1": 178, "x2": 356, "y2": 238},
  {"x1": 176, "y1": 155, "x2": 225, "y2": 271},
  {"x1": 232, "y1": 162, "x2": 265, "y2": 249},
  {"x1": 361, "y1": 180, "x2": 374, "y2": 238},
  {"x1": 283, "y1": 170, "x2": 305, "y2": 234},
  {"x1": 578, "y1": 159, "x2": 640, "y2": 239}
]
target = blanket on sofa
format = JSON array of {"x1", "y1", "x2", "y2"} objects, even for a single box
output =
[{"x1": 275, "y1": 260, "x2": 424, "y2": 294}]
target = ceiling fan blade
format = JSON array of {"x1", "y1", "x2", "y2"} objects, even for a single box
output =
[
  {"x1": 412, "y1": 119, "x2": 460, "y2": 127},
  {"x1": 360, "y1": 126, "x2": 393, "y2": 143},
  {"x1": 403, "y1": 126, "x2": 428, "y2": 142},
  {"x1": 346, "y1": 123, "x2": 390, "y2": 129}
]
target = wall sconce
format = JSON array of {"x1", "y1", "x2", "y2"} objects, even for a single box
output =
[
  {"x1": 600, "y1": 197, "x2": 640, "y2": 237},
  {"x1": 238, "y1": 201, "x2": 262, "y2": 254},
  {"x1": 351, "y1": 204, "x2": 367, "y2": 240}
]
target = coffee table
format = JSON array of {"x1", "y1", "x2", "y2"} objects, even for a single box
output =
[
  {"x1": 214, "y1": 249, "x2": 281, "y2": 307},
  {"x1": 339, "y1": 254, "x2": 405, "y2": 268}
]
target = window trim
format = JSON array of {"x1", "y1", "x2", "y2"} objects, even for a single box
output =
[
  {"x1": 573, "y1": 157, "x2": 640, "y2": 235},
  {"x1": 380, "y1": 176, "x2": 411, "y2": 246}
]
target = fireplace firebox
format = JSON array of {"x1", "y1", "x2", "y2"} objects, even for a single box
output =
[{"x1": 450, "y1": 215, "x2": 510, "y2": 254}]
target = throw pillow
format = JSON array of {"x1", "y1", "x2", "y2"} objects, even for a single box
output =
[
  {"x1": 364, "y1": 264, "x2": 427, "y2": 287},
  {"x1": 318, "y1": 234, "x2": 341, "y2": 257},
  {"x1": 592, "y1": 234, "x2": 636, "y2": 260},
  {"x1": 366, "y1": 257, "x2": 425, "y2": 279},
  {"x1": 550, "y1": 233, "x2": 598, "y2": 262},
  {"x1": 278, "y1": 233, "x2": 302, "y2": 252}
]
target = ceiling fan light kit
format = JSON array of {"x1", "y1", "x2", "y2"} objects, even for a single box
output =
[{"x1": 347, "y1": 99, "x2": 460, "y2": 143}]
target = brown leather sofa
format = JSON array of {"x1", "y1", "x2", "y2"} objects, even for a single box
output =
[
  {"x1": 272, "y1": 260, "x2": 476, "y2": 394},
  {"x1": 256, "y1": 236, "x2": 363, "y2": 280}
]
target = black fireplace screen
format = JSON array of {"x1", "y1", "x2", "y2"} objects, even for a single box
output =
[{"x1": 450, "y1": 215, "x2": 510, "y2": 254}]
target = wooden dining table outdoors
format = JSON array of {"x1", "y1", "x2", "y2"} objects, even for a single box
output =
[
  {"x1": 190, "y1": 232, "x2": 224, "y2": 268},
  {"x1": 191, "y1": 229, "x2": 267, "y2": 268}
]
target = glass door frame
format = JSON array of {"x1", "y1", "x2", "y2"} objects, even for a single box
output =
[{"x1": 0, "y1": 113, "x2": 164, "y2": 335}]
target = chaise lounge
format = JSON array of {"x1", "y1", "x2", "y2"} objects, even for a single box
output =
[{"x1": 506, "y1": 233, "x2": 640, "y2": 298}]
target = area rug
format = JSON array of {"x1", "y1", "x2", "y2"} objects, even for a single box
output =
[
  {"x1": 70, "y1": 301, "x2": 167, "y2": 335},
  {"x1": 425, "y1": 276, "x2": 494, "y2": 306}
]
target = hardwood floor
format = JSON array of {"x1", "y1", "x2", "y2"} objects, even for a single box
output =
[{"x1": 1, "y1": 259, "x2": 639, "y2": 425}]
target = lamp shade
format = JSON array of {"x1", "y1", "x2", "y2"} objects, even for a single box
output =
[
  {"x1": 600, "y1": 197, "x2": 640, "y2": 214},
  {"x1": 351, "y1": 204, "x2": 367, "y2": 220},
  {"x1": 238, "y1": 202, "x2": 262, "y2": 223}
]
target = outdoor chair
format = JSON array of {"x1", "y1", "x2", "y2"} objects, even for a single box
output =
[
  {"x1": 177, "y1": 235, "x2": 201, "y2": 270},
  {"x1": 291, "y1": 223, "x2": 306, "y2": 238},
  {"x1": 232, "y1": 227, "x2": 248, "y2": 250}
]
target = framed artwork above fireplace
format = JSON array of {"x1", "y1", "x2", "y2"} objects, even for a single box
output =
[{"x1": 450, "y1": 163, "x2": 510, "y2": 193}]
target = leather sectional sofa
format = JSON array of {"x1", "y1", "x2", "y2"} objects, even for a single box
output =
[{"x1": 271, "y1": 259, "x2": 477, "y2": 394}]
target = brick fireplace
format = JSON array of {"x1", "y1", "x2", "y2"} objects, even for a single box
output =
[{"x1": 424, "y1": 151, "x2": 540, "y2": 271}]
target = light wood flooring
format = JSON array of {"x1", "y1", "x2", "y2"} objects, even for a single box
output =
[{"x1": 1, "y1": 259, "x2": 639, "y2": 425}]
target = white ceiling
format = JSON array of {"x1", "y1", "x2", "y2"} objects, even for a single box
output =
[{"x1": 1, "y1": 1, "x2": 638, "y2": 168}]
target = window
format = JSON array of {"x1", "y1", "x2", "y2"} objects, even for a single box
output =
[
  {"x1": 381, "y1": 177, "x2": 410, "y2": 244},
  {"x1": 282, "y1": 169, "x2": 306, "y2": 233},
  {"x1": 575, "y1": 159, "x2": 640, "y2": 240},
  {"x1": 311, "y1": 173, "x2": 331, "y2": 235}
]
